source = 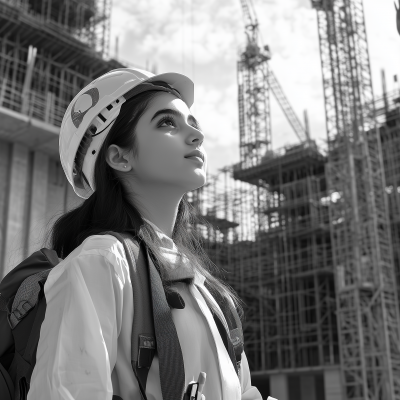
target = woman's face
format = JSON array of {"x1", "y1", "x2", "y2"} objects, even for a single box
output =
[{"x1": 128, "y1": 92, "x2": 207, "y2": 192}]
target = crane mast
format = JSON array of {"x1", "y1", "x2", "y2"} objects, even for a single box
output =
[
  {"x1": 238, "y1": 0, "x2": 310, "y2": 171},
  {"x1": 239, "y1": 0, "x2": 259, "y2": 45},
  {"x1": 311, "y1": 0, "x2": 400, "y2": 399},
  {"x1": 238, "y1": 0, "x2": 271, "y2": 169}
]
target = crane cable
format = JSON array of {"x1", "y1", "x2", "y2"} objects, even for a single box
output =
[
  {"x1": 191, "y1": 0, "x2": 195, "y2": 83},
  {"x1": 181, "y1": 0, "x2": 196, "y2": 113},
  {"x1": 182, "y1": 0, "x2": 185, "y2": 74}
]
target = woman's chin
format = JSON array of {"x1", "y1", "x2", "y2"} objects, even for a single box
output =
[{"x1": 184, "y1": 172, "x2": 207, "y2": 191}]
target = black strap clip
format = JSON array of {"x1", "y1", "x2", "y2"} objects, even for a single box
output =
[{"x1": 137, "y1": 335, "x2": 156, "y2": 369}]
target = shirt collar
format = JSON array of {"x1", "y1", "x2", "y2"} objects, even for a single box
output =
[
  {"x1": 142, "y1": 217, "x2": 205, "y2": 285},
  {"x1": 142, "y1": 218, "x2": 174, "y2": 249}
]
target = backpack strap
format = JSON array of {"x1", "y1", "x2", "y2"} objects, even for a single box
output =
[
  {"x1": 212, "y1": 313, "x2": 240, "y2": 373},
  {"x1": 103, "y1": 232, "x2": 186, "y2": 400},
  {"x1": 0, "y1": 294, "x2": 9, "y2": 313},
  {"x1": 7, "y1": 269, "x2": 51, "y2": 330},
  {"x1": 0, "y1": 357, "x2": 14, "y2": 400},
  {"x1": 102, "y1": 232, "x2": 155, "y2": 399},
  {"x1": 141, "y1": 240, "x2": 186, "y2": 400},
  {"x1": 1, "y1": 248, "x2": 60, "y2": 399},
  {"x1": 8, "y1": 278, "x2": 48, "y2": 400}
]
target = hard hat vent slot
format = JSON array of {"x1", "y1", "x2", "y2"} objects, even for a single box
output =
[
  {"x1": 89, "y1": 125, "x2": 97, "y2": 135},
  {"x1": 106, "y1": 104, "x2": 113, "y2": 111},
  {"x1": 98, "y1": 113, "x2": 107, "y2": 123}
]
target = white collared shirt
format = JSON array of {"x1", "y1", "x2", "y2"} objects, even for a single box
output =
[{"x1": 28, "y1": 225, "x2": 262, "y2": 400}]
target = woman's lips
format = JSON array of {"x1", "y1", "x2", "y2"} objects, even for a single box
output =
[{"x1": 185, "y1": 156, "x2": 204, "y2": 164}]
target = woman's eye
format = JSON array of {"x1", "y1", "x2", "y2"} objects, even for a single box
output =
[{"x1": 159, "y1": 117, "x2": 176, "y2": 127}]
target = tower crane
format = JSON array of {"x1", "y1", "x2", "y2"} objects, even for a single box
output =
[{"x1": 237, "y1": 0, "x2": 310, "y2": 170}]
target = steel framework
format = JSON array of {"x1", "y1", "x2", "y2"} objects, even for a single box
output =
[
  {"x1": 230, "y1": 142, "x2": 340, "y2": 373},
  {"x1": 255, "y1": 144, "x2": 338, "y2": 371},
  {"x1": 0, "y1": 0, "x2": 130, "y2": 129},
  {"x1": 191, "y1": 142, "x2": 340, "y2": 376},
  {"x1": 311, "y1": 1, "x2": 400, "y2": 399},
  {"x1": 232, "y1": 0, "x2": 337, "y2": 377},
  {"x1": 189, "y1": 167, "x2": 265, "y2": 369},
  {"x1": 2, "y1": 0, "x2": 112, "y2": 57}
]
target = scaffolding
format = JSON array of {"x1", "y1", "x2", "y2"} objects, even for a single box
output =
[
  {"x1": 311, "y1": 1, "x2": 400, "y2": 399},
  {"x1": 191, "y1": 143, "x2": 339, "y2": 373},
  {"x1": 193, "y1": 94, "x2": 400, "y2": 383},
  {"x1": 191, "y1": 1, "x2": 400, "y2": 397},
  {"x1": 189, "y1": 166, "x2": 265, "y2": 370},
  {"x1": 234, "y1": 143, "x2": 339, "y2": 372},
  {"x1": 1, "y1": 0, "x2": 111, "y2": 57},
  {"x1": 0, "y1": 0, "x2": 129, "y2": 130}
]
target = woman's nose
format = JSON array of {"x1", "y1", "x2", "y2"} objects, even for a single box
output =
[{"x1": 186, "y1": 125, "x2": 204, "y2": 146}]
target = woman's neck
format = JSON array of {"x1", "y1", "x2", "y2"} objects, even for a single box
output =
[{"x1": 127, "y1": 182, "x2": 182, "y2": 238}]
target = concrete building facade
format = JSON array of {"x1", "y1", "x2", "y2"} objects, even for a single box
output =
[{"x1": 0, "y1": 0, "x2": 131, "y2": 277}]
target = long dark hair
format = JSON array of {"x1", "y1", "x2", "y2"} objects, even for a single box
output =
[{"x1": 46, "y1": 90, "x2": 244, "y2": 320}]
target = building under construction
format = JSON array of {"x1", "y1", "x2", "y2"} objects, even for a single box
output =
[
  {"x1": 191, "y1": 142, "x2": 337, "y2": 400},
  {"x1": 1, "y1": 1, "x2": 400, "y2": 400},
  {"x1": 191, "y1": 1, "x2": 400, "y2": 400}
]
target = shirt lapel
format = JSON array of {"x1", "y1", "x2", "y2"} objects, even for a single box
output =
[{"x1": 189, "y1": 281, "x2": 241, "y2": 400}]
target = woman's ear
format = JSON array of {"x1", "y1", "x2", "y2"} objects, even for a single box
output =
[{"x1": 106, "y1": 144, "x2": 132, "y2": 171}]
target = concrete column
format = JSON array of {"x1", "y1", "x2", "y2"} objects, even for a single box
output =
[
  {"x1": 0, "y1": 140, "x2": 11, "y2": 278},
  {"x1": 2, "y1": 143, "x2": 30, "y2": 277},
  {"x1": 27, "y1": 151, "x2": 49, "y2": 255},
  {"x1": 324, "y1": 368, "x2": 343, "y2": 400},
  {"x1": 270, "y1": 374, "x2": 288, "y2": 400},
  {"x1": 300, "y1": 375, "x2": 316, "y2": 400}
]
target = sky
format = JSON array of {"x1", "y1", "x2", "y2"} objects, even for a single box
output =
[{"x1": 109, "y1": 0, "x2": 400, "y2": 176}]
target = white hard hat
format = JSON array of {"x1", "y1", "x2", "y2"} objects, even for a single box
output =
[{"x1": 59, "y1": 68, "x2": 194, "y2": 199}]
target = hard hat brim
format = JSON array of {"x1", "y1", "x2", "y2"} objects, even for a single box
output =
[{"x1": 146, "y1": 72, "x2": 194, "y2": 108}]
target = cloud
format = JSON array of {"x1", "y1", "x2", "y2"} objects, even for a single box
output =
[
  {"x1": 364, "y1": 0, "x2": 400, "y2": 95},
  {"x1": 111, "y1": 0, "x2": 243, "y2": 70},
  {"x1": 194, "y1": 83, "x2": 239, "y2": 147},
  {"x1": 110, "y1": 0, "x2": 400, "y2": 175}
]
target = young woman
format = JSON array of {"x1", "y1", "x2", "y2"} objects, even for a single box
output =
[{"x1": 27, "y1": 68, "x2": 263, "y2": 400}]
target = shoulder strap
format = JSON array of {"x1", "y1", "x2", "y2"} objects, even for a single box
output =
[
  {"x1": 103, "y1": 232, "x2": 186, "y2": 400},
  {"x1": 8, "y1": 279, "x2": 48, "y2": 399},
  {"x1": 102, "y1": 232, "x2": 155, "y2": 400},
  {"x1": 2, "y1": 248, "x2": 59, "y2": 399},
  {"x1": 7, "y1": 269, "x2": 51, "y2": 330},
  {"x1": 212, "y1": 313, "x2": 240, "y2": 373}
]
